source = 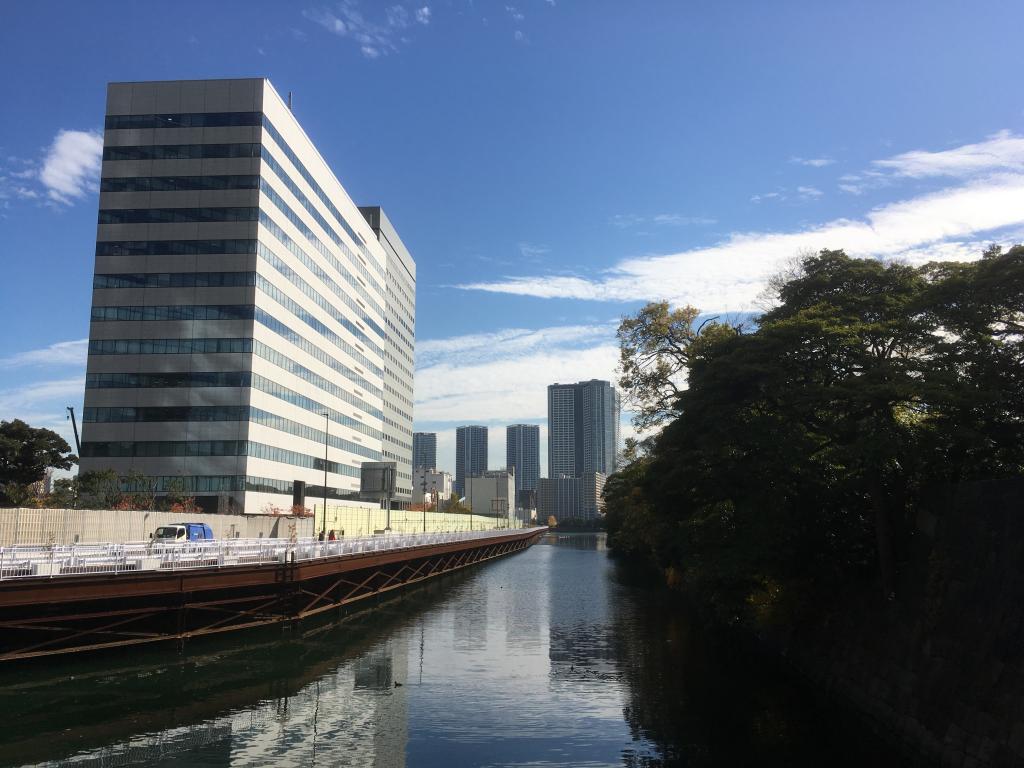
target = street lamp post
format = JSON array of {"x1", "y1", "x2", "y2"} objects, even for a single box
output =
[{"x1": 321, "y1": 412, "x2": 329, "y2": 539}]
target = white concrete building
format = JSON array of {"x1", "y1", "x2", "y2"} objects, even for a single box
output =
[
  {"x1": 79, "y1": 78, "x2": 415, "y2": 513},
  {"x1": 465, "y1": 469, "x2": 516, "y2": 527},
  {"x1": 411, "y1": 468, "x2": 452, "y2": 506}
]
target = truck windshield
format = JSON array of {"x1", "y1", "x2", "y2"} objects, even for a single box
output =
[{"x1": 154, "y1": 527, "x2": 183, "y2": 539}]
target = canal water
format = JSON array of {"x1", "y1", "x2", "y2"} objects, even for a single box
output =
[{"x1": 0, "y1": 533, "x2": 903, "y2": 767}]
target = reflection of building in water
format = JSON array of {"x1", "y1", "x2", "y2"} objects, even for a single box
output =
[
  {"x1": 545, "y1": 533, "x2": 618, "y2": 673},
  {"x1": 47, "y1": 636, "x2": 410, "y2": 768},
  {"x1": 452, "y1": 579, "x2": 489, "y2": 653}
]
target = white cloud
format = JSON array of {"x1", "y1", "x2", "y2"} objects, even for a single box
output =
[
  {"x1": 38, "y1": 130, "x2": 103, "y2": 205},
  {"x1": 0, "y1": 339, "x2": 88, "y2": 368},
  {"x1": 874, "y1": 130, "x2": 1024, "y2": 179},
  {"x1": 304, "y1": 3, "x2": 403, "y2": 58},
  {"x1": 415, "y1": 6, "x2": 431, "y2": 24},
  {"x1": 790, "y1": 156, "x2": 834, "y2": 167},
  {"x1": 459, "y1": 174, "x2": 1024, "y2": 312},
  {"x1": 518, "y1": 242, "x2": 550, "y2": 260},
  {"x1": 797, "y1": 185, "x2": 823, "y2": 199},
  {"x1": 0, "y1": 376, "x2": 84, "y2": 419},
  {"x1": 514, "y1": 29, "x2": 525, "y2": 42},
  {"x1": 750, "y1": 191, "x2": 783, "y2": 203},
  {"x1": 416, "y1": 323, "x2": 615, "y2": 369},
  {"x1": 613, "y1": 213, "x2": 716, "y2": 228},
  {"x1": 506, "y1": 5, "x2": 524, "y2": 21}
]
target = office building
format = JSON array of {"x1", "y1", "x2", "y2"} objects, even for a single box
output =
[
  {"x1": 506, "y1": 423, "x2": 540, "y2": 508},
  {"x1": 79, "y1": 78, "x2": 415, "y2": 512},
  {"x1": 547, "y1": 379, "x2": 620, "y2": 479},
  {"x1": 412, "y1": 467, "x2": 452, "y2": 506},
  {"x1": 537, "y1": 472, "x2": 606, "y2": 522},
  {"x1": 454, "y1": 425, "x2": 487, "y2": 497},
  {"x1": 466, "y1": 469, "x2": 516, "y2": 527},
  {"x1": 412, "y1": 432, "x2": 437, "y2": 471}
]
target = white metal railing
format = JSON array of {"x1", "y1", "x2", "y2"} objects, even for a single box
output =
[{"x1": 0, "y1": 527, "x2": 542, "y2": 582}]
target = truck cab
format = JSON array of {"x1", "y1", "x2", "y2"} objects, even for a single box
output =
[{"x1": 153, "y1": 523, "x2": 215, "y2": 542}]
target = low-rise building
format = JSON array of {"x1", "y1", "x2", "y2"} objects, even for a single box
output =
[
  {"x1": 465, "y1": 469, "x2": 516, "y2": 527},
  {"x1": 537, "y1": 472, "x2": 606, "y2": 522},
  {"x1": 411, "y1": 467, "x2": 452, "y2": 507}
]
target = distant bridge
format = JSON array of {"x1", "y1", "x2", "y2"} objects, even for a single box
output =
[{"x1": 0, "y1": 527, "x2": 544, "y2": 661}]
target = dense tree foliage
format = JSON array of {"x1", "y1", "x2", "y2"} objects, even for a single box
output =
[
  {"x1": 606, "y1": 247, "x2": 1024, "y2": 623},
  {"x1": 0, "y1": 419, "x2": 76, "y2": 505}
]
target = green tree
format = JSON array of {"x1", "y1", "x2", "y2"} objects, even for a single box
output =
[
  {"x1": 0, "y1": 419, "x2": 77, "y2": 506},
  {"x1": 617, "y1": 302, "x2": 738, "y2": 431}
]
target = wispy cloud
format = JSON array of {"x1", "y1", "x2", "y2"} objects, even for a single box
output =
[
  {"x1": 872, "y1": 129, "x2": 1024, "y2": 179},
  {"x1": 305, "y1": 2, "x2": 431, "y2": 57},
  {"x1": 612, "y1": 213, "x2": 716, "y2": 228},
  {"x1": 0, "y1": 376, "x2": 84, "y2": 420},
  {"x1": 416, "y1": 324, "x2": 619, "y2": 424},
  {"x1": 750, "y1": 190, "x2": 784, "y2": 203},
  {"x1": 39, "y1": 130, "x2": 103, "y2": 205},
  {"x1": 0, "y1": 339, "x2": 88, "y2": 368},
  {"x1": 797, "y1": 185, "x2": 823, "y2": 199},
  {"x1": 790, "y1": 156, "x2": 831, "y2": 167},
  {"x1": 460, "y1": 172, "x2": 1024, "y2": 311},
  {"x1": 518, "y1": 242, "x2": 550, "y2": 260}
]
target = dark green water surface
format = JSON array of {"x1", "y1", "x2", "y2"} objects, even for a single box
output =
[{"x1": 0, "y1": 533, "x2": 904, "y2": 767}]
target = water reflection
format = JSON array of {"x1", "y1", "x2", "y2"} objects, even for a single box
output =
[{"x1": 0, "y1": 532, "x2": 899, "y2": 767}]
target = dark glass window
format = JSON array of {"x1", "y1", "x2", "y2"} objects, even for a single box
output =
[
  {"x1": 100, "y1": 175, "x2": 259, "y2": 192},
  {"x1": 85, "y1": 371, "x2": 252, "y2": 389},
  {"x1": 93, "y1": 272, "x2": 256, "y2": 289},
  {"x1": 104, "y1": 112, "x2": 262, "y2": 130},
  {"x1": 98, "y1": 207, "x2": 258, "y2": 225},
  {"x1": 95, "y1": 239, "x2": 256, "y2": 257},
  {"x1": 102, "y1": 143, "x2": 260, "y2": 161}
]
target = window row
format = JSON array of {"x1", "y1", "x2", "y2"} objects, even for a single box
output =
[
  {"x1": 79, "y1": 439, "x2": 361, "y2": 479},
  {"x1": 251, "y1": 373, "x2": 381, "y2": 440},
  {"x1": 261, "y1": 119, "x2": 374, "y2": 262},
  {"x1": 254, "y1": 314, "x2": 381, "y2": 397},
  {"x1": 82, "y1": 405, "x2": 382, "y2": 461},
  {"x1": 259, "y1": 180, "x2": 384, "y2": 296},
  {"x1": 117, "y1": 474, "x2": 358, "y2": 501},
  {"x1": 99, "y1": 206, "x2": 258, "y2": 225},
  {"x1": 257, "y1": 241, "x2": 385, "y2": 341},
  {"x1": 102, "y1": 143, "x2": 261, "y2": 161},
  {"x1": 89, "y1": 337, "x2": 251, "y2": 355},
  {"x1": 256, "y1": 271, "x2": 382, "y2": 358},
  {"x1": 105, "y1": 112, "x2": 263, "y2": 130},
  {"x1": 96, "y1": 239, "x2": 257, "y2": 257},
  {"x1": 252, "y1": 339, "x2": 382, "y2": 420},
  {"x1": 94, "y1": 271, "x2": 256, "y2": 289},
  {"x1": 91, "y1": 304, "x2": 254, "y2": 322},
  {"x1": 255, "y1": 292, "x2": 382, "y2": 379},
  {"x1": 86, "y1": 370, "x2": 251, "y2": 389},
  {"x1": 258, "y1": 214, "x2": 383, "y2": 317},
  {"x1": 101, "y1": 174, "x2": 259, "y2": 192}
]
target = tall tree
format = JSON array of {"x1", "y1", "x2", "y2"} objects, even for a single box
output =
[{"x1": 0, "y1": 419, "x2": 77, "y2": 506}]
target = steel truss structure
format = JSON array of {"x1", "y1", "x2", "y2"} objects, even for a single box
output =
[{"x1": 0, "y1": 528, "x2": 542, "y2": 662}]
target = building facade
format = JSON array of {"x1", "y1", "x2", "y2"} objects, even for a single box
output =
[
  {"x1": 506, "y1": 423, "x2": 540, "y2": 508},
  {"x1": 411, "y1": 467, "x2": 452, "y2": 506},
  {"x1": 454, "y1": 425, "x2": 487, "y2": 497},
  {"x1": 79, "y1": 78, "x2": 415, "y2": 513},
  {"x1": 537, "y1": 472, "x2": 606, "y2": 522},
  {"x1": 547, "y1": 380, "x2": 621, "y2": 479},
  {"x1": 412, "y1": 432, "x2": 437, "y2": 471},
  {"x1": 465, "y1": 469, "x2": 516, "y2": 527}
]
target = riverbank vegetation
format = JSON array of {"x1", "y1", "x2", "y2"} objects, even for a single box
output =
[{"x1": 605, "y1": 246, "x2": 1024, "y2": 625}]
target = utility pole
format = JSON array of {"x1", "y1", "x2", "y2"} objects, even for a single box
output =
[{"x1": 421, "y1": 471, "x2": 428, "y2": 533}]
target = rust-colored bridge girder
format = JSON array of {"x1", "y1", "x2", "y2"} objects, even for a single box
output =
[{"x1": 0, "y1": 528, "x2": 543, "y2": 662}]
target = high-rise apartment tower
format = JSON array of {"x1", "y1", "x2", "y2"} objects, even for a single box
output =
[
  {"x1": 412, "y1": 432, "x2": 437, "y2": 471},
  {"x1": 454, "y1": 425, "x2": 488, "y2": 497},
  {"x1": 506, "y1": 423, "x2": 540, "y2": 503},
  {"x1": 547, "y1": 380, "x2": 620, "y2": 479},
  {"x1": 79, "y1": 78, "x2": 415, "y2": 511}
]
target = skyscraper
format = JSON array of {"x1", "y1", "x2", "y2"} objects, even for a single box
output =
[
  {"x1": 412, "y1": 432, "x2": 437, "y2": 470},
  {"x1": 547, "y1": 380, "x2": 620, "y2": 479},
  {"x1": 78, "y1": 78, "x2": 415, "y2": 512},
  {"x1": 506, "y1": 424, "x2": 540, "y2": 503},
  {"x1": 454, "y1": 425, "x2": 488, "y2": 497}
]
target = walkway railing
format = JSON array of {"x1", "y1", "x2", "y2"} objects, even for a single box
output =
[{"x1": 0, "y1": 528, "x2": 539, "y2": 582}]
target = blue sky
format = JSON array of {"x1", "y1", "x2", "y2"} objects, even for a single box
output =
[{"x1": 2, "y1": 0, "x2": 1024, "y2": 475}]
